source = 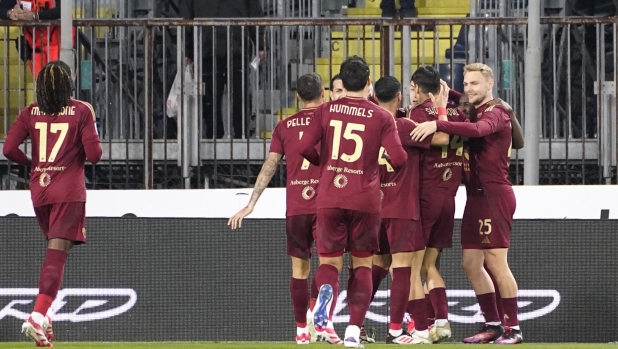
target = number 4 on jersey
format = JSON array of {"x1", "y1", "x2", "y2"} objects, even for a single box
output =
[{"x1": 378, "y1": 147, "x2": 394, "y2": 172}]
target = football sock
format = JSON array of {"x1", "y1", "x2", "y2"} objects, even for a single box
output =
[
  {"x1": 389, "y1": 267, "x2": 411, "y2": 330},
  {"x1": 347, "y1": 266, "x2": 372, "y2": 327},
  {"x1": 408, "y1": 298, "x2": 429, "y2": 331},
  {"x1": 476, "y1": 292, "x2": 501, "y2": 324},
  {"x1": 290, "y1": 277, "x2": 310, "y2": 326},
  {"x1": 429, "y1": 287, "x2": 448, "y2": 322},
  {"x1": 370, "y1": 265, "x2": 389, "y2": 302},
  {"x1": 34, "y1": 249, "x2": 68, "y2": 319},
  {"x1": 501, "y1": 297, "x2": 520, "y2": 327}
]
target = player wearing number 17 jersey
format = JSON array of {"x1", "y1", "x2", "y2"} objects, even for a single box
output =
[
  {"x1": 3, "y1": 61, "x2": 102, "y2": 347},
  {"x1": 298, "y1": 56, "x2": 407, "y2": 348}
]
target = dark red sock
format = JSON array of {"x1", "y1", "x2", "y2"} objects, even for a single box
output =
[
  {"x1": 310, "y1": 277, "x2": 318, "y2": 311},
  {"x1": 501, "y1": 297, "x2": 519, "y2": 327},
  {"x1": 425, "y1": 293, "x2": 435, "y2": 326},
  {"x1": 314, "y1": 264, "x2": 339, "y2": 317},
  {"x1": 290, "y1": 278, "x2": 309, "y2": 327},
  {"x1": 476, "y1": 292, "x2": 501, "y2": 323},
  {"x1": 429, "y1": 287, "x2": 448, "y2": 320},
  {"x1": 408, "y1": 298, "x2": 429, "y2": 331},
  {"x1": 370, "y1": 265, "x2": 389, "y2": 302},
  {"x1": 347, "y1": 266, "x2": 372, "y2": 327},
  {"x1": 34, "y1": 249, "x2": 68, "y2": 315},
  {"x1": 485, "y1": 265, "x2": 505, "y2": 322},
  {"x1": 388, "y1": 267, "x2": 410, "y2": 330}
]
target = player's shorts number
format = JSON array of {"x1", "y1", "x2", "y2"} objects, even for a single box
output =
[
  {"x1": 35, "y1": 122, "x2": 69, "y2": 163},
  {"x1": 298, "y1": 131, "x2": 311, "y2": 170},
  {"x1": 478, "y1": 218, "x2": 492, "y2": 235},
  {"x1": 442, "y1": 135, "x2": 464, "y2": 158},
  {"x1": 329, "y1": 120, "x2": 365, "y2": 163},
  {"x1": 378, "y1": 147, "x2": 394, "y2": 172}
]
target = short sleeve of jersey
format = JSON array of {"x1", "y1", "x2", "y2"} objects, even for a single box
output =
[
  {"x1": 269, "y1": 123, "x2": 284, "y2": 155},
  {"x1": 408, "y1": 107, "x2": 428, "y2": 123}
]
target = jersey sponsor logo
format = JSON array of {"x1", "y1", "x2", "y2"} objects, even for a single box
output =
[
  {"x1": 301, "y1": 186, "x2": 316, "y2": 200},
  {"x1": 333, "y1": 174, "x2": 348, "y2": 189},
  {"x1": 0, "y1": 288, "x2": 137, "y2": 322},
  {"x1": 331, "y1": 289, "x2": 560, "y2": 324},
  {"x1": 442, "y1": 168, "x2": 453, "y2": 181},
  {"x1": 39, "y1": 173, "x2": 51, "y2": 187}
]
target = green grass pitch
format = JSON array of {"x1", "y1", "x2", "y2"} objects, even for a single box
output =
[{"x1": 2, "y1": 343, "x2": 616, "y2": 348}]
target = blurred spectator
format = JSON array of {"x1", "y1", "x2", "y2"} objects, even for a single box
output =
[
  {"x1": 179, "y1": 0, "x2": 265, "y2": 139},
  {"x1": 381, "y1": 0, "x2": 416, "y2": 18},
  {"x1": 0, "y1": 0, "x2": 69, "y2": 77}
]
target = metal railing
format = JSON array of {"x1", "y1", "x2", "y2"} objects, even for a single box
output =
[{"x1": 0, "y1": 17, "x2": 616, "y2": 189}]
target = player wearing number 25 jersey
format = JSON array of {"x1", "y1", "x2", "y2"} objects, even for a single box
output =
[
  {"x1": 298, "y1": 56, "x2": 407, "y2": 347},
  {"x1": 3, "y1": 61, "x2": 102, "y2": 347}
]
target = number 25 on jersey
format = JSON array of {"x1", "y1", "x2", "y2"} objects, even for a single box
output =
[{"x1": 35, "y1": 122, "x2": 69, "y2": 163}]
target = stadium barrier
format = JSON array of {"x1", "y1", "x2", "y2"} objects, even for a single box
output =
[
  {"x1": 0, "y1": 17, "x2": 616, "y2": 187},
  {"x1": 0, "y1": 187, "x2": 617, "y2": 342}
]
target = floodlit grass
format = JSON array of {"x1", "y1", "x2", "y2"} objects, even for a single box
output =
[{"x1": 2, "y1": 343, "x2": 616, "y2": 349}]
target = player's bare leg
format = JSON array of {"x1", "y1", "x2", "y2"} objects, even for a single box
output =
[
  {"x1": 23, "y1": 238, "x2": 74, "y2": 347},
  {"x1": 484, "y1": 248, "x2": 522, "y2": 344},
  {"x1": 422, "y1": 247, "x2": 451, "y2": 343},
  {"x1": 291, "y1": 257, "x2": 312, "y2": 344},
  {"x1": 398, "y1": 249, "x2": 431, "y2": 344},
  {"x1": 461, "y1": 249, "x2": 504, "y2": 343},
  {"x1": 313, "y1": 256, "x2": 344, "y2": 345}
]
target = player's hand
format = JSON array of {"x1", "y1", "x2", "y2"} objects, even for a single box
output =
[
  {"x1": 428, "y1": 85, "x2": 448, "y2": 109},
  {"x1": 439, "y1": 79, "x2": 450, "y2": 94},
  {"x1": 228, "y1": 206, "x2": 254, "y2": 230},
  {"x1": 410, "y1": 121, "x2": 438, "y2": 142}
]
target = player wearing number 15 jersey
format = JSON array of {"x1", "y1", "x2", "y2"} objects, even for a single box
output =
[
  {"x1": 298, "y1": 56, "x2": 407, "y2": 348},
  {"x1": 3, "y1": 61, "x2": 102, "y2": 347}
]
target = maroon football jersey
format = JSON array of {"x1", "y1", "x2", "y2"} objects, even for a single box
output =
[
  {"x1": 380, "y1": 117, "x2": 431, "y2": 220},
  {"x1": 409, "y1": 99, "x2": 467, "y2": 197},
  {"x1": 299, "y1": 96, "x2": 406, "y2": 214},
  {"x1": 270, "y1": 108, "x2": 321, "y2": 216},
  {"x1": 8, "y1": 99, "x2": 101, "y2": 207},
  {"x1": 436, "y1": 102, "x2": 513, "y2": 195}
]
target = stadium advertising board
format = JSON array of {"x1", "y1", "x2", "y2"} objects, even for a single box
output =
[{"x1": 0, "y1": 214, "x2": 616, "y2": 342}]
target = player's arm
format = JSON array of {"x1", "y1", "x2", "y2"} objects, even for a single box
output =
[
  {"x1": 411, "y1": 109, "x2": 504, "y2": 142},
  {"x1": 382, "y1": 118, "x2": 407, "y2": 169},
  {"x1": 79, "y1": 103, "x2": 103, "y2": 164},
  {"x1": 505, "y1": 103, "x2": 524, "y2": 149},
  {"x1": 228, "y1": 151, "x2": 282, "y2": 229},
  {"x1": 2, "y1": 110, "x2": 31, "y2": 165},
  {"x1": 297, "y1": 108, "x2": 323, "y2": 166},
  {"x1": 427, "y1": 84, "x2": 450, "y2": 146},
  {"x1": 399, "y1": 119, "x2": 433, "y2": 150}
]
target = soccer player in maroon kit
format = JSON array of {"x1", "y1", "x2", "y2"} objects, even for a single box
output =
[
  {"x1": 228, "y1": 73, "x2": 337, "y2": 344},
  {"x1": 371, "y1": 76, "x2": 447, "y2": 344},
  {"x1": 405, "y1": 66, "x2": 466, "y2": 343},
  {"x1": 298, "y1": 56, "x2": 407, "y2": 348},
  {"x1": 2, "y1": 61, "x2": 102, "y2": 347},
  {"x1": 411, "y1": 63, "x2": 523, "y2": 344}
]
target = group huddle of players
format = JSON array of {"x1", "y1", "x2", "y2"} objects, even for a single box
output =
[{"x1": 229, "y1": 56, "x2": 524, "y2": 347}]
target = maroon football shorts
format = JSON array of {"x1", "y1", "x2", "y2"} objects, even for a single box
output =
[
  {"x1": 461, "y1": 192, "x2": 516, "y2": 249},
  {"x1": 376, "y1": 218, "x2": 424, "y2": 255},
  {"x1": 316, "y1": 208, "x2": 381, "y2": 258},
  {"x1": 285, "y1": 214, "x2": 317, "y2": 259},
  {"x1": 420, "y1": 192, "x2": 456, "y2": 249},
  {"x1": 34, "y1": 202, "x2": 87, "y2": 244}
]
